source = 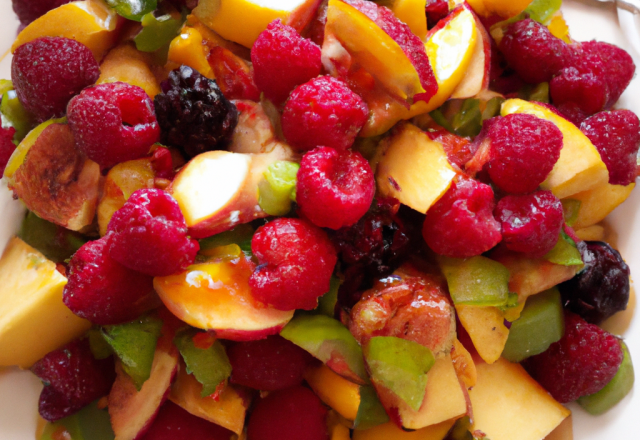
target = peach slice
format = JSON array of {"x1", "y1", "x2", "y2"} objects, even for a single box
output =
[
  {"x1": 391, "y1": 0, "x2": 428, "y2": 41},
  {"x1": 228, "y1": 101, "x2": 280, "y2": 155},
  {"x1": 12, "y1": 0, "x2": 122, "y2": 61},
  {"x1": 352, "y1": 419, "x2": 455, "y2": 440},
  {"x1": 568, "y1": 182, "x2": 635, "y2": 229},
  {"x1": 466, "y1": 0, "x2": 534, "y2": 19},
  {"x1": 153, "y1": 255, "x2": 294, "y2": 340},
  {"x1": 455, "y1": 305, "x2": 509, "y2": 364},
  {"x1": 98, "y1": 43, "x2": 161, "y2": 98},
  {"x1": 305, "y1": 363, "x2": 361, "y2": 421}
]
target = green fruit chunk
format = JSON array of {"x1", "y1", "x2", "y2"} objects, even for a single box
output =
[
  {"x1": 502, "y1": 288, "x2": 564, "y2": 362},
  {"x1": 87, "y1": 328, "x2": 113, "y2": 360},
  {"x1": 199, "y1": 224, "x2": 254, "y2": 254},
  {"x1": 578, "y1": 340, "x2": 634, "y2": 415},
  {"x1": 525, "y1": 0, "x2": 562, "y2": 24},
  {"x1": 440, "y1": 256, "x2": 511, "y2": 306},
  {"x1": 520, "y1": 82, "x2": 550, "y2": 104},
  {"x1": 174, "y1": 327, "x2": 232, "y2": 397},
  {"x1": 101, "y1": 315, "x2": 163, "y2": 390},
  {"x1": 354, "y1": 385, "x2": 389, "y2": 430},
  {"x1": 280, "y1": 315, "x2": 369, "y2": 384},
  {"x1": 135, "y1": 12, "x2": 183, "y2": 53},
  {"x1": 39, "y1": 400, "x2": 114, "y2": 440},
  {"x1": 104, "y1": 0, "x2": 157, "y2": 21},
  {"x1": 316, "y1": 276, "x2": 341, "y2": 318},
  {"x1": 544, "y1": 231, "x2": 584, "y2": 267},
  {"x1": 561, "y1": 199, "x2": 581, "y2": 227},
  {"x1": 17, "y1": 211, "x2": 87, "y2": 263},
  {"x1": 451, "y1": 99, "x2": 482, "y2": 138},
  {"x1": 258, "y1": 161, "x2": 299, "y2": 216},
  {"x1": 481, "y1": 96, "x2": 504, "y2": 121},
  {"x1": 445, "y1": 416, "x2": 473, "y2": 440},
  {"x1": 2, "y1": 89, "x2": 36, "y2": 142}
]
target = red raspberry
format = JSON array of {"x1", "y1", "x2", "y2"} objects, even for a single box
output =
[
  {"x1": 140, "y1": 401, "x2": 233, "y2": 440},
  {"x1": 487, "y1": 114, "x2": 563, "y2": 194},
  {"x1": 247, "y1": 386, "x2": 328, "y2": 440},
  {"x1": 227, "y1": 335, "x2": 313, "y2": 391},
  {"x1": 251, "y1": 20, "x2": 322, "y2": 105},
  {"x1": 0, "y1": 126, "x2": 17, "y2": 176},
  {"x1": 499, "y1": 19, "x2": 570, "y2": 84},
  {"x1": 524, "y1": 312, "x2": 624, "y2": 403},
  {"x1": 63, "y1": 236, "x2": 159, "y2": 325},
  {"x1": 422, "y1": 176, "x2": 501, "y2": 258},
  {"x1": 107, "y1": 189, "x2": 198, "y2": 277},
  {"x1": 494, "y1": 191, "x2": 564, "y2": 257},
  {"x1": 249, "y1": 218, "x2": 337, "y2": 310},
  {"x1": 32, "y1": 338, "x2": 115, "y2": 422},
  {"x1": 297, "y1": 147, "x2": 375, "y2": 230},
  {"x1": 585, "y1": 41, "x2": 635, "y2": 109},
  {"x1": 12, "y1": 0, "x2": 73, "y2": 25},
  {"x1": 580, "y1": 110, "x2": 640, "y2": 186},
  {"x1": 281, "y1": 76, "x2": 369, "y2": 151},
  {"x1": 67, "y1": 82, "x2": 160, "y2": 169},
  {"x1": 11, "y1": 37, "x2": 99, "y2": 122}
]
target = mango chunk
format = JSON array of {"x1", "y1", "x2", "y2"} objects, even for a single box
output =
[
  {"x1": 456, "y1": 305, "x2": 509, "y2": 364},
  {"x1": 352, "y1": 419, "x2": 455, "y2": 440},
  {"x1": 98, "y1": 44, "x2": 161, "y2": 98},
  {"x1": 568, "y1": 182, "x2": 635, "y2": 229},
  {"x1": 0, "y1": 237, "x2": 91, "y2": 368},
  {"x1": 167, "y1": 26, "x2": 215, "y2": 80},
  {"x1": 305, "y1": 364, "x2": 361, "y2": 421}
]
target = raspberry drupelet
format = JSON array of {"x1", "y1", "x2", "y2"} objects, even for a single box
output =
[
  {"x1": 249, "y1": 218, "x2": 338, "y2": 311},
  {"x1": 67, "y1": 82, "x2": 160, "y2": 170},
  {"x1": 251, "y1": 20, "x2": 322, "y2": 105},
  {"x1": 107, "y1": 189, "x2": 199, "y2": 277},
  {"x1": 296, "y1": 147, "x2": 375, "y2": 230},
  {"x1": 11, "y1": 37, "x2": 100, "y2": 122},
  {"x1": 281, "y1": 76, "x2": 369, "y2": 152}
]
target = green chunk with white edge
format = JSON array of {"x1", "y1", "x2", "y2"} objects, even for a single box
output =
[
  {"x1": 174, "y1": 327, "x2": 232, "y2": 397},
  {"x1": 258, "y1": 161, "x2": 299, "y2": 216},
  {"x1": 364, "y1": 336, "x2": 435, "y2": 411},
  {"x1": 280, "y1": 314, "x2": 368, "y2": 384},
  {"x1": 440, "y1": 255, "x2": 510, "y2": 306},
  {"x1": 354, "y1": 385, "x2": 389, "y2": 430}
]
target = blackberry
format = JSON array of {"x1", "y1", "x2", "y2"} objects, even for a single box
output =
[{"x1": 154, "y1": 66, "x2": 238, "y2": 159}]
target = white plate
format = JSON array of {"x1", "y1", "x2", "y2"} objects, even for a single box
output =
[{"x1": 0, "y1": 1, "x2": 638, "y2": 438}]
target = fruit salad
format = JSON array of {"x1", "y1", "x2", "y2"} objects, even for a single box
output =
[{"x1": 0, "y1": 0, "x2": 638, "y2": 439}]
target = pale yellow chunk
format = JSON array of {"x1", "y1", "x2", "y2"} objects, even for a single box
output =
[
  {"x1": 353, "y1": 419, "x2": 455, "y2": 440},
  {"x1": 0, "y1": 238, "x2": 91, "y2": 368},
  {"x1": 456, "y1": 305, "x2": 508, "y2": 364},
  {"x1": 569, "y1": 182, "x2": 635, "y2": 229}
]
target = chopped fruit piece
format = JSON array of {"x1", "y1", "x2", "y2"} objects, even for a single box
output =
[
  {"x1": 456, "y1": 305, "x2": 509, "y2": 364},
  {"x1": 466, "y1": 0, "x2": 534, "y2": 18},
  {"x1": 167, "y1": 26, "x2": 215, "y2": 79},
  {"x1": 355, "y1": 385, "x2": 389, "y2": 430},
  {"x1": 247, "y1": 386, "x2": 328, "y2": 440},
  {"x1": 422, "y1": 175, "x2": 501, "y2": 258},
  {"x1": 37, "y1": 400, "x2": 115, "y2": 440},
  {"x1": 297, "y1": 147, "x2": 375, "y2": 229},
  {"x1": 227, "y1": 335, "x2": 312, "y2": 391},
  {"x1": 12, "y1": 0, "x2": 73, "y2": 26},
  {"x1": 487, "y1": 113, "x2": 563, "y2": 194},
  {"x1": 581, "y1": 109, "x2": 640, "y2": 186},
  {"x1": 250, "y1": 218, "x2": 337, "y2": 311},
  {"x1": 251, "y1": 20, "x2": 322, "y2": 104},
  {"x1": 524, "y1": 311, "x2": 624, "y2": 403},
  {"x1": 17, "y1": 211, "x2": 87, "y2": 263},
  {"x1": 97, "y1": 43, "x2": 161, "y2": 98},
  {"x1": 104, "y1": 0, "x2": 156, "y2": 21},
  {"x1": 0, "y1": 126, "x2": 17, "y2": 177},
  {"x1": 392, "y1": 0, "x2": 427, "y2": 41},
  {"x1": 304, "y1": 363, "x2": 361, "y2": 421},
  {"x1": 559, "y1": 241, "x2": 630, "y2": 325},
  {"x1": 208, "y1": 46, "x2": 260, "y2": 101},
  {"x1": 282, "y1": 76, "x2": 368, "y2": 151},
  {"x1": 154, "y1": 66, "x2": 238, "y2": 159},
  {"x1": 353, "y1": 419, "x2": 455, "y2": 440},
  {"x1": 569, "y1": 182, "x2": 635, "y2": 229},
  {"x1": 451, "y1": 338, "x2": 477, "y2": 389},
  {"x1": 63, "y1": 236, "x2": 159, "y2": 325},
  {"x1": 139, "y1": 401, "x2": 234, "y2": 440},
  {"x1": 107, "y1": 189, "x2": 199, "y2": 277},
  {"x1": 258, "y1": 160, "x2": 299, "y2": 216},
  {"x1": 439, "y1": 256, "x2": 510, "y2": 306},
  {"x1": 67, "y1": 82, "x2": 160, "y2": 170}
]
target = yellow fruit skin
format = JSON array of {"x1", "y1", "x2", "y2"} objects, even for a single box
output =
[
  {"x1": 0, "y1": 238, "x2": 91, "y2": 368},
  {"x1": 392, "y1": 0, "x2": 428, "y2": 41}
]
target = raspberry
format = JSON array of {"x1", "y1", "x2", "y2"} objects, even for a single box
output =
[
  {"x1": 247, "y1": 386, "x2": 328, "y2": 440},
  {"x1": 499, "y1": 19, "x2": 569, "y2": 84},
  {"x1": 297, "y1": 147, "x2": 375, "y2": 230},
  {"x1": 32, "y1": 339, "x2": 115, "y2": 422},
  {"x1": 140, "y1": 401, "x2": 233, "y2": 440},
  {"x1": 249, "y1": 218, "x2": 337, "y2": 310},
  {"x1": 494, "y1": 191, "x2": 564, "y2": 257},
  {"x1": 585, "y1": 41, "x2": 635, "y2": 108},
  {"x1": 67, "y1": 82, "x2": 160, "y2": 169},
  {"x1": 524, "y1": 312, "x2": 624, "y2": 403},
  {"x1": 281, "y1": 76, "x2": 369, "y2": 151},
  {"x1": 425, "y1": 0, "x2": 450, "y2": 29},
  {"x1": 11, "y1": 37, "x2": 100, "y2": 122},
  {"x1": 63, "y1": 236, "x2": 158, "y2": 325},
  {"x1": 422, "y1": 176, "x2": 501, "y2": 258},
  {"x1": 0, "y1": 126, "x2": 16, "y2": 176},
  {"x1": 251, "y1": 20, "x2": 322, "y2": 105},
  {"x1": 580, "y1": 110, "x2": 640, "y2": 186},
  {"x1": 107, "y1": 189, "x2": 199, "y2": 277},
  {"x1": 12, "y1": 0, "x2": 72, "y2": 25},
  {"x1": 154, "y1": 66, "x2": 238, "y2": 159},
  {"x1": 487, "y1": 114, "x2": 563, "y2": 194},
  {"x1": 227, "y1": 335, "x2": 313, "y2": 391}
]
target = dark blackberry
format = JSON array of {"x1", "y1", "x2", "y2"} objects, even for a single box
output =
[
  {"x1": 154, "y1": 66, "x2": 238, "y2": 159},
  {"x1": 559, "y1": 241, "x2": 630, "y2": 325}
]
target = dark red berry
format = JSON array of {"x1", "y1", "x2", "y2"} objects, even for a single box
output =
[
  {"x1": 499, "y1": 19, "x2": 569, "y2": 84},
  {"x1": 249, "y1": 218, "x2": 337, "y2": 311},
  {"x1": 487, "y1": 114, "x2": 563, "y2": 194},
  {"x1": 0, "y1": 126, "x2": 17, "y2": 176},
  {"x1": 107, "y1": 189, "x2": 199, "y2": 277},
  {"x1": 63, "y1": 236, "x2": 159, "y2": 325},
  {"x1": 422, "y1": 175, "x2": 501, "y2": 258},
  {"x1": 154, "y1": 66, "x2": 238, "y2": 159},
  {"x1": 297, "y1": 147, "x2": 375, "y2": 230},
  {"x1": 12, "y1": 0, "x2": 72, "y2": 25},
  {"x1": 227, "y1": 335, "x2": 313, "y2": 391},
  {"x1": 67, "y1": 82, "x2": 160, "y2": 169},
  {"x1": 580, "y1": 110, "x2": 640, "y2": 186},
  {"x1": 140, "y1": 401, "x2": 234, "y2": 440},
  {"x1": 559, "y1": 241, "x2": 630, "y2": 325},
  {"x1": 425, "y1": 0, "x2": 450, "y2": 29},
  {"x1": 251, "y1": 20, "x2": 322, "y2": 105},
  {"x1": 32, "y1": 338, "x2": 115, "y2": 422},
  {"x1": 524, "y1": 312, "x2": 624, "y2": 403},
  {"x1": 11, "y1": 37, "x2": 100, "y2": 122},
  {"x1": 247, "y1": 386, "x2": 328, "y2": 440},
  {"x1": 494, "y1": 190, "x2": 564, "y2": 257},
  {"x1": 282, "y1": 76, "x2": 369, "y2": 152}
]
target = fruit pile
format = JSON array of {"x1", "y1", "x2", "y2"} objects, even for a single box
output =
[{"x1": 0, "y1": 0, "x2": 637, "y2": 438}]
